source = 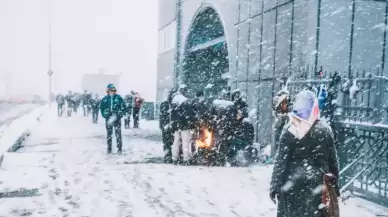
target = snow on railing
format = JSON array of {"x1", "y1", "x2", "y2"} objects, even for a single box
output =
[{"x1": 0, "y1": 106, "x2": 47, "y2": 167}]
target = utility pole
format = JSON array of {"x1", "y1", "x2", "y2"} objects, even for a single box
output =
[
  {"x1": 47, "y1": 0, "x2": 54, "y2": 108},
  {"x1": 173, "y1": 0, "x2": 182, "y2": 89}
]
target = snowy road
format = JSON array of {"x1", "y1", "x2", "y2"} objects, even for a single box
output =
[
  {"x1": 0, "y1": 110, "x2": 387, "y2": 217},
  {"x1": 0, "y1": 103, "x2": 39, "y2": 139},
  {"x1": 0, "y1": 103, "x2": 38, "y2": 124}
]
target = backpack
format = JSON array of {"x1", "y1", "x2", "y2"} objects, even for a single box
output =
[{"x1": 135, "y1": 96, "x2": 143, "y2": 108}]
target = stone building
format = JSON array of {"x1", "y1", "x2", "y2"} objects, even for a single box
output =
[{"x1": 157, "y1": 0, "x2": 388, "y2": 146}]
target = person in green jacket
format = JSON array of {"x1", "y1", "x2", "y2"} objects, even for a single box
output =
[{"x1": 100, "y1": 84, "x2": 126, "y2": 154}]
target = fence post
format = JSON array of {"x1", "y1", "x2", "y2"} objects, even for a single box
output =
[
  {"x1": 373, "y1": 75, "x2": 383, "y2": 124},
  {"x1": 330, "y1": 72, "x2": 347, "y2": 186}
]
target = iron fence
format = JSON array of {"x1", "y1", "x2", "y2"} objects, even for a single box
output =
[{"x1": 285, "y1": 66, "x2": 388, "y2": 206}]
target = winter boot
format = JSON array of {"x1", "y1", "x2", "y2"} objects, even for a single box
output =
[{"x1": 118, "y1": 149, "x2": 122, "y2": 155}]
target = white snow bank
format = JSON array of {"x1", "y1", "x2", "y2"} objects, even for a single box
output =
[
  {"x1": 0, "y1": 104, "x2": 37, "y2": 123},
  {"x1": 0, "y1": 105, "x2": 47, "y2": 162}
]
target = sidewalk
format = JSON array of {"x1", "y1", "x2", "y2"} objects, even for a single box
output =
[{"x1": 0, "y1": 109, "x2": 386, "y2": 217}]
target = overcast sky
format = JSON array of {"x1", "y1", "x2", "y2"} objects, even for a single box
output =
[{"x1": 0, "y1": 0, "x2": 158, "y2": 100}]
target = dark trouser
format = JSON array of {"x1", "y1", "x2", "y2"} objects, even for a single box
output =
[
  {"x1": 133, "y1": 107, "x2": 140, "y2": 128},
  {"x1": 106, "y1": 118, "x2": 122, "y2": 152},
  {"x1": 83, "y1": 105, "x2": 87, "y2": 116},
  {"x1": 162, "y1": 129, "x2": 174, "y2": 163},
  {"x1": 83, "y1": 104, "x2": 91, "y2": 116},
  {"x1": 57, "y1": 103, "x2": 64, "y2": 116},
  {"x1": 214, "y1": 129, "x2": 234, "y2": 166},
  {"x1": 229, "y1": 138, "x2": 251, "y2": 166},
  {"x1": 67, "y1": 103, "x2": 72, "y2": 116},
  {"x1": 92, "y1": 109, "x2": 98, "y2": 123},
  {"x1": 124, "y1": 108, "x2": 132, "y2": 128}
]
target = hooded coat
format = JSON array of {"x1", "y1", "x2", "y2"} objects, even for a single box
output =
[
  {"x1": 100, "y1": 94, "x2": 126, "y2": 119},
  {"x1": 271, "y1": 121, "x2": 339, "y2": 217},
  {"x1": 270, "y1": 90, "x2": 340, "y2": 217}
]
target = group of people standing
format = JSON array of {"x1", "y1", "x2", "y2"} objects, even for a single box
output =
[
  {"x1": 159, "y1": 85, "x2": 255, "y2": 166},
  {"x1": 55, "y1": 85, "x2": 144, "y2": 155},
  {"x1": 55, "y1": 90, "x2": 102, "y2": 122},
  {"x1": 159, "y1": 81, "x2": 341, "y2": 216}
]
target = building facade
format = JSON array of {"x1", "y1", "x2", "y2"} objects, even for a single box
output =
[{"x1": 157, "y1": 0, "x2": 388, "y2": 147}]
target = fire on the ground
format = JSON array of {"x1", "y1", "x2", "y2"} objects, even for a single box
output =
[{"x1": 196, "y1": 128, "x2": 213, "y2": 148}]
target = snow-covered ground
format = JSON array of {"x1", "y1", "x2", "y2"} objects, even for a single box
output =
[
  {"x1": 0, "y1": 103, "x2": 38, "y2": 124},
  {"x1": 0, "y1": 109, "x2": 387, "y2": 217},
  {"x1": 0, "y1": 103, "x2": 39, "y2": 139}
]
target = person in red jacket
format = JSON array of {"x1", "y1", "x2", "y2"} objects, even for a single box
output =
[{"x1": 132, "y1": 91, "x2": 144, "y2": 128}]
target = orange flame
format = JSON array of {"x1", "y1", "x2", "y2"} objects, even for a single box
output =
[{"x1": 196, "y1": 128, "x2": 213, "y2": 148}]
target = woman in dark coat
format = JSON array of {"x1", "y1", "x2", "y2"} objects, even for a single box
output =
[{"x1": 270, "y1": 90, "x2": 340, "y2": 217}]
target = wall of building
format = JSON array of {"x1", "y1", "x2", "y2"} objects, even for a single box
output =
[
  {"x1": 158, "y1": 0, "x2": 388, "y2": 146},
  {"x1": 157, "y1": 1, "x2": 177, "y2": 102}
]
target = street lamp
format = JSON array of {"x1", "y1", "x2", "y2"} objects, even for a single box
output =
[
  {"x1": 48, "y1": 69, "x2": 53, "y2": 107},
  {"x1": 47, "y1": 0, "x2": 54, "y2": 108}
]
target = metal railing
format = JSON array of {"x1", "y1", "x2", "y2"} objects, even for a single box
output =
[{"x1": 284, "y1": 67, "x2": 388, "y2": 206}]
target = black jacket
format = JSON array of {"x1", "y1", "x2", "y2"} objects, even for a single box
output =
[
  {"x1": 90, "y1": 98, "x2": 100, "y2": 110},
  {"x1": 210, "y1": 99, "x2": 235, "y2": 138},
  {"x1": 270, "y1": 120, "x2": 339, "y2": 217},
  {"x1": 273, "y1": 114, "x2": 288, "y2": 155},
  {"x1": 159, "y1": 100, "x2": 171, "y2": 130},
  {"x1": 234, "y1": 98, "x2": 249, "y2": 119},
  {"x1": 192, "y1": 98, "x2": 208, "y2": 126},
  {"x1": 170, "y1": 95, "x2": 196, "y2": 131},
  {"x1": 233, "y1": 119, "x2": 255, "y2": 147},
  {"x1": 56, "y1": 95, "x2": 65, "y2": 104},
  {"x1": 124, "y1": 95, "x2": 134, "y2": 108}
]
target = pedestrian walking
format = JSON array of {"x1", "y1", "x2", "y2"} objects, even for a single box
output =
[
  {"x1": 82, "y1": 90, "x2": 92, "y2": 116},
  {"x1": 91, "y1": 93, "x2": 100, "y2": 123},
  {"x1": 132, "y1": 91, "x2": 144, "y2": 128},
  {"x1": 56, "y1": 94, "x2": 65, "y2": 117},
  {"x1": 269, "y1": 90, "x2": 340, "y2": 217},
  {"x1": 100, "y1": 84, "x2": 126, "y2": 154},
  {"x1": 65, "y1": 91, "x2": 74, "y2": 117},
  {"x1": 124, "y1": 93, "x2": 134, "y2": 129}
]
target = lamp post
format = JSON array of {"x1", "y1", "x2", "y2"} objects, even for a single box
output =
[
  {"x1": 173, "y1": 0, "x2": 182, "y2": 89},
  {"x1": 47, "y1": 1, "x2": 54, "y2": 108}
]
